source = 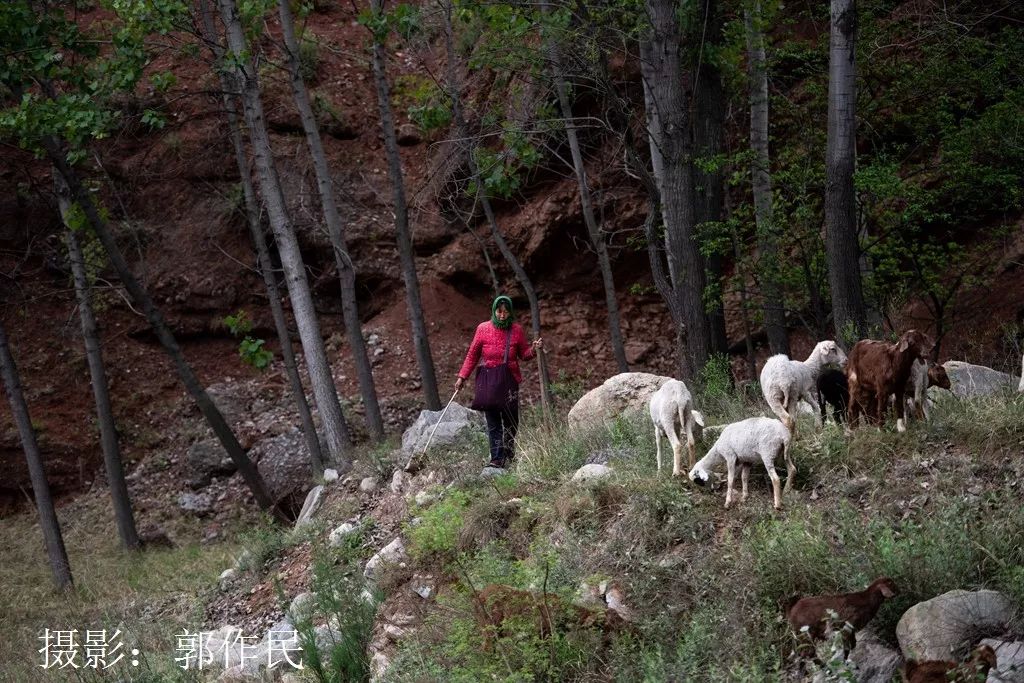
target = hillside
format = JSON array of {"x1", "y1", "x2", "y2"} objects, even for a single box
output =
[
  {"x1": 2, "y1": 0, "x2": 1024, "y2": 681},
  {"x1": 2, "y1": 374, "x2": 1023, "y2": 681}
]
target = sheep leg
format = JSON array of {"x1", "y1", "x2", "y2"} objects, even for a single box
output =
[
  {"x1": 740, "y1": 464, "x2": 750, "y2": 502},
  {"x1": 671, "y1": 438, "x2": 685, "y2": 478},
  {"x1": 686, "y1": 425, "x2": 697, "y2": 470},
  {"x1": 767, "y1": 465, "x2": 782, "y2": 510},
  {"x1": 783, "y1": 441, "x2": 796, "y2": 493},
  {"x1": 804, "y1": 392, "x2": 823, "y2": 429},
  {"x1": 654, "y1": 426, "x2": 662, "y2": 473},
  {"x1": 725, "y1": 461, "x2": 736, "y2": 509},
  {"x1": 874, "y1": 392, "x2": 887, "y2": 428},
  {"x1": 893, "y1": 389, "x2": 907, "y2": 432}
]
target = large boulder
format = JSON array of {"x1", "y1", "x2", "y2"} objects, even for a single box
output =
[
  {"x1": 250, "y1": 429, "x2": 319, "y2": 515},
  {"x1": 942, "y1": 361, "x2": 1018, "y2": 398},
  {"x1": 567, "y1": 372, "x2": 673, "y2": 436},
  {"x1": 401, "y1": 402, "x2": 482, "y2": 457},
  {"x1": 897, "y1": 590, "x2": 1018, "y2": 661}
]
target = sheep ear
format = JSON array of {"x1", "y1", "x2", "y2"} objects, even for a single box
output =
[
  {"x1": 898, "y1": 338, "x2": 910, "y2": 353},
  {"x1": 880, "y1": 583, "x2": 896, "y2": 598},
  {"x1": 692, "y1": 410, "x2": 705, "y2": 428}
]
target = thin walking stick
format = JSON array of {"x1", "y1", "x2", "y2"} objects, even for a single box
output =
[
  {"x1": 404, "y1": 389, "x2": 459, "y2": 472},
  {"x1": 536, "y1": 347, "x2": 551, "y2": 420}
]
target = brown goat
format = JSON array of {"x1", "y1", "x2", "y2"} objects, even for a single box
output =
[
  {"x1": 902, "y1": 644, "x2": 997, "y2": 683},
  {"x1": 472, "y1": 584, "x2": 628, "y2": 650},
  {"x1": 785, "y1": 577, "x2": 898, "y2": 659},
  {"x1": 847, "y1": 330, "x2": 932, "y2": 431}
]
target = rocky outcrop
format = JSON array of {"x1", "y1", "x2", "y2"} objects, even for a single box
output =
[{"x1": 567, "y1": 372, "x2": 673, "y2": 436}]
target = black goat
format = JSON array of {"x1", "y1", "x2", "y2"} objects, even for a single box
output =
[{"x1": 816, "y1": 368, "x2": 848, "y2": 424}]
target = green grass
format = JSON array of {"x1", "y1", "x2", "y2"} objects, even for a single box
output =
[
  {"x1": 0, "y1": 497, "x2": 241, "y2": 682},
  {"x1": 381, "y1": 391, "x2": 1024, "y2": 682}
]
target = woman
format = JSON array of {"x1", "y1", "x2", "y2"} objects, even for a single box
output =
[{"x1": 455, "y1": 296, "x2": 542, "y2": 468}]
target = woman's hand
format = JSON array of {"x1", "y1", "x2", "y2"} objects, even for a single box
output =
[
  {"x1": 455, "y1": 377, "x2": 465, "y2": 392},
  {"x1": 532, "y1": 337, "x2": 543, "y2": 350}
]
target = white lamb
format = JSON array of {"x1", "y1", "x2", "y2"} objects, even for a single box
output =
[
  {"x1": 759, "y1": 340, "x2": 846, "y2": 434},
  {"x1": 649, "y1": 379, "x2": 705, "y2": 476},
  {"x1": 688, "y1": 417, "x2": 793, "y2": 510}
]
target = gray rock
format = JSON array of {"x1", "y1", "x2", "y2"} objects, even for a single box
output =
[
  {"x1": 364, "y1": 537, "x2": 407, "y2": 582},
  {"x1": 567, "y1": 372, "x2": 674, "y2": 436},
  {"x1": 187, "y1": 439, "x2": 236, "y2": 487},
  {"x1": 848, "y1": 629, "x2": 903, "y2": 683},
  {"x1": 250, "y1": 429, "x2": 318, "y2": 514},
  {"x1": 328, "y1": 522, "x2": 359, "y2": 547},
  {"x1": 982, "y1": 639, "x2": 1024, "y2": 682},
  {"x1": 287, "y1": 592, "x2": 317, "y2": 623},
  {"x1": 571, "y1": 463, "x2": 614, "y2": 483},
  {"x1": 177, "y1": 492, "x2": 214, "y2": 515},
  {"x1": 411, "y1": 574, "x2": 435, "y2": 599},
  {"x1": 401, "y1": 402, "x2": 482, "y2": 457},
  {"x1": 390, "y1": 470, "x2": 405, "y2": 493},
  {"x1": 294, "y1": 485, "x2": 325, "y2": 527},
  {"x1": 218, "y1": 568, "x2": 237, "y2": 591},
  {"x1": 897, "y1": 589, "x2": 1017, "y2": 661},
  {"x1": 360, "y1": 477, "x2": 380, "y2": 493},
  {"x1": 323, "y1": 468, "x2": 339, "y2": 483},
  {"x1": 414, "y1": 489, "x2": 438, "y2": 506},
  {"x1": 942, "y1": 361, "x2": 1018, "y2": 398},
  {"x1": 480, "y1": 466, "x2": 506, "y2": 478}
]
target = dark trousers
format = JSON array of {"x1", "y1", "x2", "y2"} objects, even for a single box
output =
[{"x1": 484, "y1": 401, "x2": 519, "y2": 467}]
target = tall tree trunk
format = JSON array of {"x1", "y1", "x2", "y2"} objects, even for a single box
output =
[
  {"x1": 367, "y1": 0, "x2": 441, "y2": 410},
  {"x1": 441, "y1": 3, "x2": 552, "y2": 413},
  {"x1": 0, "y1": 318, "x2": 74, "y2": 590},
  {"x1": 277, "y1": 0, "x2": 384, "y2": 439},
  {"x1": 825, "y1": 0, "x2": 867, "y2": 343},
  {"x1": 542, "y1": 2, "x2": 629, "y2": 372},
  {"x1": 41, "y1": 130, "x2": 286, "y2": 522},
  {"x1": 640, "y1": 0, "x2": 711, "y2": 379},
  {"x1": 196, "y1": 0, "x2": 325, "y2": 473},
  {"x1": 744, "y1": 0, "x2": 789, "y2": 355},
  {"x1": 218, "y1": 0, "x2": 354, "y2": 462},
  {"x1": 692, "y1": 0, "x2": 729, "y2": 357},
  {"x1": 55, "y1": 173, "x2": 140, "y2": 550}
]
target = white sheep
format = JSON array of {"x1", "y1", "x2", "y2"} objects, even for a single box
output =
[
  {"x1": 688, "y1": 417, "x2": 793, "y2": 510},
  {"x1": 649, "y1": 379, "x2": 705, "y2": 476},
  {"x1": 759, "y1": 340, "x2": 847, "y2": 434}
]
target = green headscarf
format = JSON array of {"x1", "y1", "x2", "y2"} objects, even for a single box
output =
[{"x1": 491, "y1": 295, "x2": 514, "y2": 330}]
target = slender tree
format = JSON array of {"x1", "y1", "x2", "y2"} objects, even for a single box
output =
[
  {"x1": 276, "y1": 0, "x2": 384, "y2": 439},
  {"x1": 55, "y1": 172, "x2": 140, "y2": 550},
  {"x1": 824, "y1": 0, "x2": 867, "y2": 342},
  {"x1": 542, "y1": 2, "x2": 629, "y2": 372},
  {"x1": 217, "y1": 0, "x2": 355, "y2": 461},
  {"x1": 44, "y1": 135, "x2": 286, "y2": 521},
  {"x1": 366, "y1": 0, "x2": 441, "y2": 410},
  {"x1": 196, "y1": 0, "x2": 324, "y2": 472},
  {"x1": 691, "y1": 0, "x2": 729, "y2": 357},
  {"x1": 640, "y1": 0, "x2": 712, "y2": 378},
  {"x1": 0, "y1": 317, "x2": 74, "y2": 590},
  {"x1": 441, "y1": 1, "x2": 553, "y2": 414},
  {"x1": 744, "y1": 0, "x2": 789, "y2": 355}
]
